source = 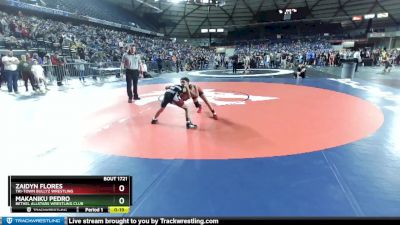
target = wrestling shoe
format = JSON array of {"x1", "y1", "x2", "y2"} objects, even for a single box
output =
[
  {"x1": 212, "y1": 112, "x2": 218, "y2": 120},
  {"x1": 186, "y1": 121, "x2": 197, "y2": 129},
  {"x1": 151, "y1": 118, "x2": 158, "y2": 124}
]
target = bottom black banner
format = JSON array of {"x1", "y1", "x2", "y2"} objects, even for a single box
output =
[{"x1": 66, "y1": 217, "x2": 400, "y2": 225}]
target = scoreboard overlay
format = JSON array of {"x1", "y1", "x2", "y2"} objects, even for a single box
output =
[{"x1": 8, "y1": 176, "x2": 132, "y2": 213}]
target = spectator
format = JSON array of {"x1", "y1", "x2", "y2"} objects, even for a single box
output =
[
  {"x1": 281, "y1": 52, "x2": 287, "y2": 69},
  {"x1": 353, "y1": 49, "x2": 362, "y2": 72},
  {"x1": 140, "y1": 60, "x2": 151, "y2": 78},
  {"x1": 294, "y1": 63, "x2": 306, "y2": 79},
  {"x1": 31, "y1": 59, "x2": 49, "y2": 91},
  {"x1": 19, "y1": 54, "x2": 37, "y2": 92},
  {"x1": 244, "y1": 55, "x2": 251, "y2": 73},
  {"x1": 42, "y1": 54, "x2": 53, "y2": 83},
  {"x1": 232, "y1": 55, "x2": 238, "y2": 74},
  {"x1": 382, "y1": 48, "x2": 392, "y2": 73},
  {"x1": 32, "y1": 53, "x2": 43, "y2": 65},
  {"x1": 0, "y1": 54, "x2": 4, "y2": 89},
  {"x1": 74, "y1": 55, "x2": 86, "y2": 83},
  {"x1": 156, "y1": 55, "x2": 163, "y2": 73},
  {"x1": 51, "y1": 52, "x2": 64, "y2": 86},
  {"x1": 1, "y1": 17, "x2": 8, "y2": 34},
  {"x1": 172, "y1": 54, "x2": 177, "y2": 72},
  {"x1": 270, "y1": 52, "x2": 275, "y2": 68},
  {"x1": 2, "y1": 50, "x2": 20, "y2": 94},
  {"x1": 264, "y1": 53, "x2": 270, "y2": 68}
]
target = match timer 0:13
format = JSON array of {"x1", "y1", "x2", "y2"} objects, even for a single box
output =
[{"x1": 109, "y1": 206, "x2": 130, "y2": 214}]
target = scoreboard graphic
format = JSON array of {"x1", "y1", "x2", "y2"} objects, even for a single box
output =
[{"x1": 8, "y1": 176, "x2": 132, "y2": 213}]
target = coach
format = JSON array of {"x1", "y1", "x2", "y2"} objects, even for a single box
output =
[{"x1": 122, "y1": 45, "x2": 142, "y2": 103}]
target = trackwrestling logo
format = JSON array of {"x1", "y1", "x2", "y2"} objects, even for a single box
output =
[
  {"x1": 134, "y1": 89, "x2": 278, "y2": 106},
  {"x1": 3, "y1": 218, "x2": 64, "y2": 225}
]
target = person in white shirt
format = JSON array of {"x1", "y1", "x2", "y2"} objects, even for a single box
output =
[
  {"x1": 353, "y1": 49, "x2": 362, "y2": 72},
  {"x1": 31, "y1": 59, "x2": 49, "y2": 91},
  {"x1": 74, "y1": 56, "x2": 86, "y2": 82},
  {"x1": 140, "y1": 60, "x2": 151, "y2": 78},
  {"x1": 118, "y1": 40, "x2": 124, "y2": 50},
  {"x1": 1, "y1": 18, "x2": 8, "y2": 34},
  {"x1": 122, "y1": 45, "x2": 142, "y2": 103},
  {"x1": 2, "y1": 50, "x2": 20, "y2": 94},
  {"x1": 265, "y1": 54, "x2": 270, "y2": 68},
  {"x1": 244, "y1": 55, "x2": 251, "y2": 73}
]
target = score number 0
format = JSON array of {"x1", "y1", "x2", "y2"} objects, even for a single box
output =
[{"x1": 118, "y1": 185, "x2": 126, "y2": 205}]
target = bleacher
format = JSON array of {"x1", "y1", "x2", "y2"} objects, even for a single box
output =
[{"x1": 41, "y1": 0, "x2": 153, "y2": 31}]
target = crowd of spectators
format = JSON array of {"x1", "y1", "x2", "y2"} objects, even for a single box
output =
[
  {"x1": 214, "y1": 38, "x2": 399, "y2": 71},
  {"x1": 0, "y1": 9, "x2": 217, "y2": 92},
  {"x1": 0, "y1": 10, "x2": 214, "y2": 71}
]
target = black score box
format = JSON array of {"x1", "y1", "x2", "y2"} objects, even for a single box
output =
[
  {"x1": 12, "y1": 207, "x2": 78, "y2": 213},
  {"x1": 11, "y1": 207, "x2": 111, "y2": 213},
  {"x1": 8, "y1": 176, "x2": 133, "y2": 210}
]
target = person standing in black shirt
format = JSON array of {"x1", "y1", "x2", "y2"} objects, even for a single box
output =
[{"x1": 232, "y1": 55, "x2": 238, "y2": 74}]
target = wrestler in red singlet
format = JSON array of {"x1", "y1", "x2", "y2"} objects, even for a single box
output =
[{"x1": 180, "y1": 77, "x2": 218, "y2": 120}]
